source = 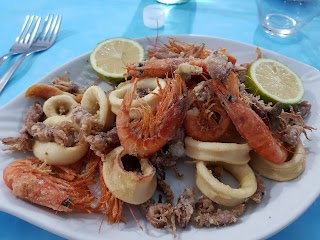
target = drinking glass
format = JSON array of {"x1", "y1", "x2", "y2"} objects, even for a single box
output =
[{"x1": 256, "y1": 0, "x2": 320, "y2": 37}]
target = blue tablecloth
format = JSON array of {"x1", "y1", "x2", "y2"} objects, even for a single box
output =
[{"x1": 0, "y1": 0, "x2": 319, "y2": 239}]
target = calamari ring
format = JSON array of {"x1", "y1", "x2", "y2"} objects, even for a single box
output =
[
  {"x1": 43, "y1": 95, "x2": 78, "y2": 118},
  {"x1": 185, "y1": 136, "x2": 252, "y2": 164},
  {"x1": 102, "y1": 146, "x2": 157, "y2": 205},
  {"x1": 25, "y1": 84, "x2": 82, "y2": 102},
  {"x1": 195, "y1": 161, "x2": 257, "y2": 207},
  {"x1": 249, "y1": 141, "x2": 306, "y2": 181},
  {"x1": 33, "y1": 116, "x2": 89, "y2": 165},
  {"x1": 81, "y1": 85, "x2": 114, "y2": 130},
  {"x1": 109, "y1": 78, "x2": 166, "y2": 118}
]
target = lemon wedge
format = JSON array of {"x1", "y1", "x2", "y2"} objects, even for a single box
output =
[
  {"x1": 90, "y1": 38, "x2": 145, "y2": 85},
  {"x1": 246, "y1": 58, "x2": 304, "y2": 106}
]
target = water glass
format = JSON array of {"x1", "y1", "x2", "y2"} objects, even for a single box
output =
[{"x1": 256, "y1": 0, "x2": 320, "y2": 37}]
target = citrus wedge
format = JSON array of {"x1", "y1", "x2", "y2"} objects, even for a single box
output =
[
  {"x1": 90, "y1": 38, "x2": 145, "y2": 85},
  {"x1": 246, "y1": 58, "x2": 304, "y2": 106}
]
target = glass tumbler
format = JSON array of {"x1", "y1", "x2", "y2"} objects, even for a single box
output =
[{"x1": 256, "y1": 0, "x2": 320, "y2": 37}]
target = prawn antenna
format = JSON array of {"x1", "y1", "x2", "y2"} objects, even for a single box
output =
[{"x1": 128, "y1": 205, "x2": 144, "y2": 232}]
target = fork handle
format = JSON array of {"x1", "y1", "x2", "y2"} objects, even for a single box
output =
[
  {"x1": 0, "y1": 52, "x2": 31, "y2": 93},
  {"x1": 0, "y1": 53, "x2": 15, "y2": 67}
]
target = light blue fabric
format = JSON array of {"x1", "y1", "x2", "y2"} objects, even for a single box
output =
[{"x1": 0, "y1": 0, "x2": 319, "y2": 239}]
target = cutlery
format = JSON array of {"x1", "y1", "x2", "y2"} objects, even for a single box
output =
[
  {"x1": 0, "y1": 15, "x2": 41, "y2": 67},
  {"x1": 0, "y1": 14, "x2": 62, "y2": 93}
]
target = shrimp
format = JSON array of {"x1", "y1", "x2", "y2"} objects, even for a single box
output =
[
  {"x1": 147, "y1": 37, "x2": 236, "y2": 64},
  {"x1": 3, "y1": 158, "x2": 95, "y2": 212},
  {"x1": 126, "y1": 50, "x2": 233, "y2": 80},
  {"x1": 126, "y1": 57, "x2": 206, "y2": 79},
  {"x1": 116, "y1": 74, "x2": 188, "y2": 158},
  {"x1": 209, "y1": 72, "x2": 288, "y2": 164},
  {"x1": 183, "y1": 81, "x2": 232, "y2": 142},
  {"x1": 147, "y1": 37, "x2": 212, "y2": 59}
]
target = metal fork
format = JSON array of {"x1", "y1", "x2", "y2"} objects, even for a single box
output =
[
  {"x1": 0, "y1": 15, "x2": 41, "y2": 66},
  {"x1": 0, "y1": 14, "x2": 62, "y2": 93}
]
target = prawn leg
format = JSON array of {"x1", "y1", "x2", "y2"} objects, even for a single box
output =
[{"x1": 95, "y1": 162, "x2": 123, "y2": 224}]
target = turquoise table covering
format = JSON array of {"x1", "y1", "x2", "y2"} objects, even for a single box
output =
[{"x1": 0, "y1": 0, "x2": 319, "y2": 239}]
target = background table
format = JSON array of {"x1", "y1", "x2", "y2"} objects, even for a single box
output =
[{"x1": 0, "y1": 0, "x2": 319, "y2": 239}]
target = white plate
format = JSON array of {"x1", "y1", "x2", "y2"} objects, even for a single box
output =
[{"x1": 0, "y1": 34, "x2": 319, "y2": 240}]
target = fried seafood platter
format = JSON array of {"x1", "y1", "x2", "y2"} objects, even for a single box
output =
[{"x1": 0, "y1": 35, "x2": 319, "y2": 240}]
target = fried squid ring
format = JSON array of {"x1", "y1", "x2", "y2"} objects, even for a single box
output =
[
  {"x1": 249, "y1": 141, "x2": 306, "y2": 181},
  {"x1": 25, "y1": 84, "x2": 82, "y2": 102},
  {"x1": 195, "y1": 161, "x2": 257, "y2": 207},
  {"x1": 185, "y1": 136, "x2": 251, "y2": 164},
  {"x1": 102, "y1": 146, "x2": 157, "y2": 205},
  {"x1": 81, "y1": 85, "x2": 114, "y2": 130},
  {"x1": 109, "y1": 77, "x2": 166, "y2": 118},
  {"x1": 43, "y1": 95, "x2": 78, "y2": 118},
  {"x1": 33, "y1": 116, "x2": 89, "y2": 165}
]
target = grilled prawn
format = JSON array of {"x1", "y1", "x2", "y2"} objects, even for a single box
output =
[
  {"x1": 209, "y1": 72, "x2": 288, "y2": 164},
  {"x1": 116, "y1": 74, "x2": 188, "y2": 158},
  {"x1": 3, "y1": 158, "x2": 95, "y2": 212}
]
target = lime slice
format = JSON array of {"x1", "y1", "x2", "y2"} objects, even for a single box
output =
[
  {"x1": 90, "y1": 38, "x2": 145, "y2": 85},
  {"x1": 246, "y1": 58, "x2": 304, "y2": 106}
]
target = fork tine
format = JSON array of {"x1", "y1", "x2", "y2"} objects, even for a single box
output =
[
  {"x1": 48, "y1": 15, "x2": 62, "y2": 42},
  {"x1": 22, "y1": 16, "x2": 41, "y2": 44},
  {"x1": 38, "y1": 14, "x2": 54, "y2": 41},
  {"x1": 21, "y1": 15, "x2": 35, "y2": 43},
  {"x1": 16, "y1": 15, "x2": 33, "y2": 43},
  {"x1": 27, "y1": 16, "x2": 42, "y2": 44},
  {"x1": 48, "y1": 15, "x2": 58, "y2": 40}
]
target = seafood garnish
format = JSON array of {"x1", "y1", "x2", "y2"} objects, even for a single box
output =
[{"x1": 0, "y1": 37, "x2": 313, "y2": 237}]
